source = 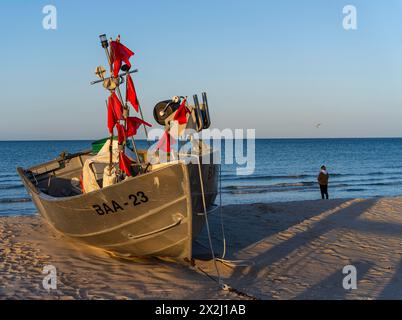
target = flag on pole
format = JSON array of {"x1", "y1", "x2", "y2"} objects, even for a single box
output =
[
  {"x1": 107, "y1": 101, "x2": 117, "y2": 134},
  {"x1": 110, "y1": 40, "x2": 134, "y2": 77},
  {"x1": 126, "y1": 74, "x2": 139, "y2": 112},
  {"x1": 119, "y1": 152, "x2": 133, "y2": 176},
  {"x1": 156, "y1": 130, "x2": 176, "y2": 153},
  {"x1": 173, "y1": 98, "x2": 189, "y2": 124},
  {"x1": 126, "y1": 117, "x2": 151, "y2": 137},
  {"x1": 107, "y1": 92, "x2": 123, "y2": 134},
  {"x1": 109, "y1": 92, "x2": 123, "y2": 120},
  {"x1": 116, "y1": 123, "x2": 126, "y2": 144}
]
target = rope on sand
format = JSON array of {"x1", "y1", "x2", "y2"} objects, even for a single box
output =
[
  {"x1": 185, "y1": 257, "x2": 259, "y2": 300},
  {"x1": 192, "y1": 161, "x2": 258, "y2": 300}
]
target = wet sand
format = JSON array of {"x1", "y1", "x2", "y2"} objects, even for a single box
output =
[{"x1": 1, "y1": 196, "x2": 402, "y2": 300}]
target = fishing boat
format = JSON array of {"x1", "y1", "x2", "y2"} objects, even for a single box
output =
[{"x1": 17, "y1": 34, "x2": 219, "y2": 263}]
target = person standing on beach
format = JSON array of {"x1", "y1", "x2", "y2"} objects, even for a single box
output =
[{"x1": 317, "y1": 165, "x2": 329, "y2": 199}]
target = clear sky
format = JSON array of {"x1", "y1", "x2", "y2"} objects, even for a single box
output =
[{"x1": 0, "y1": 0, "x2": 402, "y2": 140}]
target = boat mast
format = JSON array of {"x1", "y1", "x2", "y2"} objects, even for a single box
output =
[
  {"x1": 95, "y1": 34, "x2": 149, "y2": 177},
  {"x1": 123, "y1": 67, "x2": 142, "y2": 171},
  {"x1": 99, "y1": 34, "x2": 114, "y2": 175}
]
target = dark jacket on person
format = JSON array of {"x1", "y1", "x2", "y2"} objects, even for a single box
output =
[{"x1": 317, "y1": 171, "x2": 329, "y2": 186}]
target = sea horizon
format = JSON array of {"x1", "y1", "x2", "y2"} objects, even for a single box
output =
[{"x1": 1, "y1": 136, "x2": 402, "y2": 142}]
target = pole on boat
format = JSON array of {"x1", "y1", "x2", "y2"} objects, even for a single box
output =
[
  {"x1": 137, "y1": 99, "x2": 150, "y2": 147},
  {"x1": 115, "y1": 73, "x2": 142, "y2": 166},
  {"x1": 105, "y1": 100, "x2": 114, "y2": 175},
  {"x1": 99, "y1": 34, "x2": 112, "y2": 74},
  {"x1": 100, "y1": 34, "x2": 144, "y2": 177},
  {"x1": 123, "y1": 67, "x2": 142, "y2": 172},
  {"x1": 98, "y1": 34, "x2": 154, "y2": 177},
  {"x1": 99, "y1": 34, "x2": 115, "y2": 175},
  {"x1": 90, "y1": 69, "x2": 138, "y2": 85}
]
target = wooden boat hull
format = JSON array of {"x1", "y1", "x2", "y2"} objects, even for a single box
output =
[{"x1": 17, "y1": 154, "x2": 218, "y2": 262}]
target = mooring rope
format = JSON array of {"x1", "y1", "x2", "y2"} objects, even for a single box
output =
[
  {"x1": 193, "y1": 157, "x2": 258, "y2": 300},
  {"x1": 196, "y1": 157, "x2": 222, "y2": 286},
  {"x1": 186, "y1": 257, "x2": 259, "y2": 300},
  {"x1": 214, "y1": 165, "x2": 254, "y2": 268},
  {"x1": 218, "y1": 165, "x2": 226, "y2": 259}
]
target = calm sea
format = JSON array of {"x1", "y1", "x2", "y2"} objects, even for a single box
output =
[{"x1": 1, "y1": 139, "x2": 402, "y2": 216}]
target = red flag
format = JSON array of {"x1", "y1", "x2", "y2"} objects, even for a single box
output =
[
  {"x1": 109, "y1": 92, "x2": 123, "y2": 120},
  {"x1": 126, "y1": 117, "x2": 152, "y2": 137},
  {"x1": 173, "y1": 98, "x2": 190, "y2": 124},
  {"x1": 126, "y1": 74, "x2": 139, "y2": 112},
  {"x1": 116, "y1": 123, "x2": 126, "y2": 144},
  {"x1": 107, "y1": 100, "x2": 117, "y2": 134},
  {"x1": 119, "y1": 152, "x2": 133, "y2": 176},
  {"x1": 156, "y1": 130, "x2": 176, "y2": 153},
  {"x1": 110, "y1": 40, "x2": 134, "y2": 77}
]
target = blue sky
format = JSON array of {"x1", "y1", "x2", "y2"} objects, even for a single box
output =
[{"x1": 0, "y1": 0, "x2": 402, "y2": 139}]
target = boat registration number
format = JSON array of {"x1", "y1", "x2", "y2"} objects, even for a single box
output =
[{"x1": 92, "y1": 191, "x2": 149, "y2": 216}]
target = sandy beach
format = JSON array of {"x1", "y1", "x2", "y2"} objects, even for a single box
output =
[{"x1": 1, "y1": 196, "x2": 402, "y2": 300}]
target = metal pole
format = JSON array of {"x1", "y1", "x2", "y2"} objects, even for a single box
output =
[
  {"x1": 124, "y1": 70, "x2": 142, "y2": 171},
  {"x1": 101, "y1": 36, "x2": 149, "y2": 148},
  {"x1": 102, "y1": 43, "x2": 115, "y2": 176},
  {"x1": 90, "y1": 69, "x2": 138, "y2": 85},
  {"x1": 103, "y1": 38, "x2": 142, "y2": 175},
  {"x1": 106, "y1": 100, "x2": 113, "y2": 175},
  {"x1": 115, "y1": 82, "x2": 141, "y2": 163},
  {"x1": 137, "y1": 102, "x2": 150, "y2": 147}
]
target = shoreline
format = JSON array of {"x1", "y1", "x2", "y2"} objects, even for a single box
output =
[
  {"x1": 2, "y1": 194, "x2": 400, "y2": 218},
  {"x1": 2, "y1": 196, "x2": 402, "y2": 299}
]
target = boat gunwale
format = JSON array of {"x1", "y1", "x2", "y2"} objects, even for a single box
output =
[
  {"x1": 17, "y1": 160, "x2": 185, "y2": 203},
  {"x1": 17, "y1": 150, "x2": 217, "y2": 203}
]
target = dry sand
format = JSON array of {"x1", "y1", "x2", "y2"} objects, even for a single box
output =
[{"x1": 1, "y1": 196, "x2": 402, "y2": 300}]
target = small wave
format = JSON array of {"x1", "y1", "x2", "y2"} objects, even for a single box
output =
[
  {"x1": 332, "y1": 171, "x2": 402, "y2": 178},
  {"x1": 365, "y1": 181, "x2": 402, "y2": 187},
  {"x1": 228, "y1": 189, "x2": 271, "y2": 195},
  {"x1": 0, "y1": 208, "x2": 37, "y2": 216},
  {"x1": 224, "y1": 181, "x2": 316, "y2": 190},
  {"x1": 222, "y1": 174, "x2": 313, "y2": 181},
  {"x1": 334, "y1": 177, "x2": 396, "y2": 184},
  {"x1": 0, "y1": 178, "x2": 19, "y2": 183},
  {"x1": 221, "y1": 180, "x2": 395, "y2": 196},
  {"x1": 224, "y1": 185, "x2": 254, "y2": 190},
  {"x1": 222, "y1": 171, "x2": 402, "y2": 180},
  {"x1": 0, "y1": 184, "x2": 24, "y2": 190},
  {"x1": 0, "y1": 197, "x2": 32, "y2": 204},
  {"x1": 223, "y1": 182, "x2": 317, "y2": 195},
  {"x1": 366, "y1": 172, "x2": 402, "y2": 176},
  {"x1": 0, "y1": 173, "x2": 18, "y2": 178},
  {"x1": 347, "y1": 180, "x2": 402, "y2": 187},
  {"x1": 275, "y1": 181, "x2": 315, "y2": 187}
]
